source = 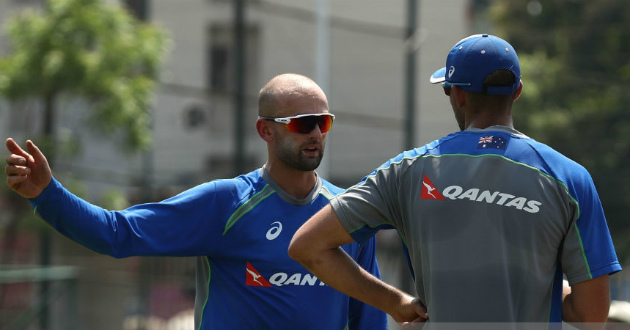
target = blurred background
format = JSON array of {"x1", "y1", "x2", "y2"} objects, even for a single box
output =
[{"x1": 0, "y1": 0, "x2": 628, "y2": 329}]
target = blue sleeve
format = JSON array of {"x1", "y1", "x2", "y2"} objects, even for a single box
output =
[
  {"x1": 519, "y1": 141, "x2": 622, "y2": 282},
  {"x1": 569, "y1": 172, "x2": 622, "y2": 280},
  {"x1": 347, "y1": 236, "x2": 389, "y2": 330},
  {"x1": 30, "y1": 177, "x2": 233, "y2": 258}
]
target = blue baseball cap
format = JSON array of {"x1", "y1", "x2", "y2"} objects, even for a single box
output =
[{"x1": 430, "y1": 34, "x2": 521, "y2": 95}]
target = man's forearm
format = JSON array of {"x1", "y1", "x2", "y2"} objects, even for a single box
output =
[
  {"x1": 293, "y1": 245, "x2": 411, "y2": 320},
  {"x1": 289, "y1": 205, "x2": 426, "y2": 323},
  {"x1": 562, "y1": 276, "x2": 610, "y2": 330},
  {"x1": 562, "y1": 293, "x2": 607, "y2": 330}
]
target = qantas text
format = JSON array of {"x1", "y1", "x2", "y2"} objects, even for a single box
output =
[
  {"x1": 442, "y1": 185, "x2": 541, "y2": 214},
  {"x1": 268, "y1": 273, "x2": 327, "y2": 287}
]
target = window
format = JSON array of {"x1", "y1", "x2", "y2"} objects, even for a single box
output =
[
  {"x1": 207, "y1": 23, "x2": 259, "y2": 93},
  {"x1": 123, "y1": 0, "x2": 148, "y2": 20},
  {"x1": 210, "y1": 46, "x2": 230, "y2": 91}
]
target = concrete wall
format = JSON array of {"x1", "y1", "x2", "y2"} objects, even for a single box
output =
[{"x1": 0, "y1": 1, "x2": 474, "y2": 329}]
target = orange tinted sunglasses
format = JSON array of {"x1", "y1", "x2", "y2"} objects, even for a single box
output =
[{"x1": 260, "y1": 113, "x2": 335, "y2": 134}]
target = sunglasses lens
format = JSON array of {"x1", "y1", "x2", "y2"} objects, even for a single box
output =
[
  {"x1": 316, "y1": 115, "x2": 333, "y2": 133},
  {"x1": 286, "y1": 115, "x2": 333, "y2": 134}
]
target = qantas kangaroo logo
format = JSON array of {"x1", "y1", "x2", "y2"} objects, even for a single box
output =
[
  {"x1": 246, "y1": 261, "x2": 272, "y2": 287},
  {"x1": 421, "y1": 175, "x2": 445, "y2": 200}
]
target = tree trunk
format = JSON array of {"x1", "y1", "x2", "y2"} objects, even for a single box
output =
[{"x1": 39, "y1": 91, "x2": 56, "y2": 330}]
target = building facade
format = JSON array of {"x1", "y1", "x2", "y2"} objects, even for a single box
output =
[{"x1": 0, "y1": 1, "x2": 473, "y2": 329}]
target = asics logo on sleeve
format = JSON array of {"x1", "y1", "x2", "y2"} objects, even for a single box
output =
[
  {"x1": 266, "y1": 221, "x2": 283, "y2": 240},
  {"x1": 421, "y1": 175, "x2": 542, "y2": 213}
]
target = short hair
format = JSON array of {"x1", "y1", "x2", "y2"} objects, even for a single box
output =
[
  {"x1": 483, "y1": 69, "x2": 517, "y2": 94},
  {"x1": 466, "y1": 70, "x2": 518, "y2": 111}
]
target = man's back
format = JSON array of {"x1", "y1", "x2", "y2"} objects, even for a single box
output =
[
  {"x1": 288, "y1": 34, "x2": 620, "y2": 326},
  {"x1": 334, "y1": 126, "x2": 621, "y2": 322}
]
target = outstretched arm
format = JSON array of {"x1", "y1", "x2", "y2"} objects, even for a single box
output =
[
  {"x1": 288, "y1": 204, "x2": 428, "y2": 324},
  {"x1": 5, "y1": 138, "x2": 52, "y2": 199},
  {"x1": 4, "y1": 138, "x2": 226, "y2": 258}
]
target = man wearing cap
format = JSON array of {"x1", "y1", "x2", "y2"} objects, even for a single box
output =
[{"x1": 289, "y1": 34, "x2": 621, "y2": 328}]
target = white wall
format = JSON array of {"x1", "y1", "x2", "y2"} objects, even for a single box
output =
[{"x1": 0, "y1": 0, "x2": 472, "y2": 193}]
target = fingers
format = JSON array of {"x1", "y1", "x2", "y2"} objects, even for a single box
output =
[
  {"x1": 25, "y1": 140, "x2": 47, "y2": 165},
  {"x1": 5, "y1": 138, "x2": 29, "y2": 158},
  {"x1": 6, "y1": 153, "x2": 27, "y2": 167},
  {"x1": 412, "y1": 298, "x2": 429, "y2": 321},
  {"x1": 5, "y1": 147, "x2": 31, "y2": 192},
  {"x1": 5, "y1": 138, "x2": 32, "y2": 167},
  {"x1": 392, "y1": 296, "x2": 429, "y2": 324},
  {"x1": 399, "y1": 312, "x2": 429, "y2": 330},
  {"x1": 5, "y1": 154, "x2": 31, "y2": 175},
  {"x1": 5, "y1": 139, "x2": 48, "y2": 171},
  {"x1": 5, "y1": 148, "x2": 30, "y2": 192},
  {"x1": 4, "y1": 138, "x2": 50, "y2": 199},
  {"x1": 5, "y1": 172, "x2": 28, "y2": 189},
  {"x1": 400, "y1": 321, "x2": 426, "y2": 330}
]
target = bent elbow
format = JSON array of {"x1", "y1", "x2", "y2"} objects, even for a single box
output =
[
  {"x1": 287, "y1": 238, "x2": 306, "y2": 263},
  {"x1": 288, "y1": 235, "x2": 320, "y2": 269}
]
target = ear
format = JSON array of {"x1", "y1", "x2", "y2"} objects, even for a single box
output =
[
  {"x1": 257, "y1": 118, "x2": 274, "y2": 142},
  {"x1": 451, "y1": 85, "x2": 467, "y2": 108},
  {"x1": 513, "y1": 80, "x2": 523, "y2": 101}
]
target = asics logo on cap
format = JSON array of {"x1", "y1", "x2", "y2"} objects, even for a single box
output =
[{"x1": 448, "y1": 66, "x2": 455, "y2": 78}]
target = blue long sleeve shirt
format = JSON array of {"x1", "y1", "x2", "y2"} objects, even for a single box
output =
[{"x1": 30, "y1": 168, "x2": 388, "y2": 330}]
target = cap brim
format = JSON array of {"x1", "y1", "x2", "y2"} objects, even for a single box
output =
[{"x1": 430, "y1": 67, "x2": 446, "y2": 84}]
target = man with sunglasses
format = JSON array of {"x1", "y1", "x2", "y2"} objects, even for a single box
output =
[
  {"x1": 4, "y1": 73, "x2": 387, "y2": 330},
  {"x1": 289, "y1": 35, "x2": 621, "y2": 329}
]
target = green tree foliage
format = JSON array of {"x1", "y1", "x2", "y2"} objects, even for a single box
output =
[
  {"x1": 487, "y1": 0, "x2": 630, "y2": 257},
  {"x1": 0, "y1": 0, "x2": 170, "y2": 154},
  {"x1": 0, "y1": 0, "x2": 169, "y2": 267}
]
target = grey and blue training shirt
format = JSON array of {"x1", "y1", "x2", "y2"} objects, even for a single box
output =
[{"x1": 332, "y1": 125, "x2": 621, "y2": 324}]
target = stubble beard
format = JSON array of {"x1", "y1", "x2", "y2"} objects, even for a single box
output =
[{"x1": 276, "y1": 139, "x2": 324, "y2": 172}]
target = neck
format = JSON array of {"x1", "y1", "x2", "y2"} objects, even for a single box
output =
[
  {"x1": 263, "y1": 163, "x2": 318, "y2": 200},
  {"x1": 465, "y1": 112, "x2": 513, "y2": 130}
]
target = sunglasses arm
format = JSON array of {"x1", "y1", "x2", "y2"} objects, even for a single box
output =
[{"x1": 273, "y1": 118, "x2": 291, "y2": 124}]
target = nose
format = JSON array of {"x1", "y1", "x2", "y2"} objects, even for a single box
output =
[{"x1": 307, "y1": 123, "x2": 324, "y2": 136}]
